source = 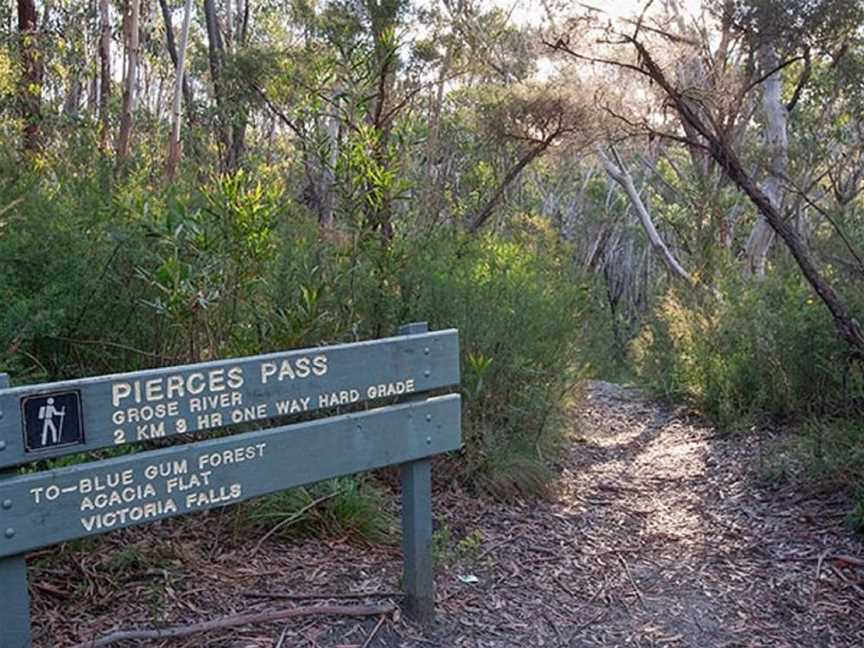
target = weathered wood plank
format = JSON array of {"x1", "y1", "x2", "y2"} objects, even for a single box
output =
[
  {"x1": 0, "y1": 555, "x2": 31, "y2": 648},
  {"x1": 0, "y1": 395, "x2": 461, "y2": 558},
  {"x1": 0, "y1": 330, "x2": 459, "y2": 468},
  {"x1": 0, "y1": 372, "x2": 33, "y2": 648}
]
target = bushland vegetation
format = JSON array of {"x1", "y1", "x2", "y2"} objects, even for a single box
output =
[{"x1": 1, "y1": 0, "x2": 863, "y2": 533}]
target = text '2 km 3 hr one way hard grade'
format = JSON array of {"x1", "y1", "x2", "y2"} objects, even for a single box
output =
[{"x1": 109, "y1": 352, "x2": 417, "y2": 445}]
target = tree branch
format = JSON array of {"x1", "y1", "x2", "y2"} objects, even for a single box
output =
[
  {"x1": 785, "y1": 48, "x2": 811, "y2": 113},
  {"x1": 595, "y1": 144, "x2": 695, "y2": 287},
  {"x1": 69, "y1": 604, "x2": 395, "y2": 648}
]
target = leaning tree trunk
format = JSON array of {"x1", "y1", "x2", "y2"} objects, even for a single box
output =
[
  {"x1": 626, "y1": 38, "x2": 864, "y2": 352},
  {"x1": 744, "y1": 43, "x2": 788, "y2": 277},
  {"x1": 595, "y1": 145, "x2": 695, "y2": 287},
  {"x1": 469, "y1": 133, "x2": 561, "y2": 234},
  {"x1": 165, "y1": 0, "x2": 193, "y2": 181},
  {"x1": 116, "y1": 0, "x2": 140, "y2": 164},
  {"x1": 17, "y1": 0, "x2": 42, "y2": 153}
]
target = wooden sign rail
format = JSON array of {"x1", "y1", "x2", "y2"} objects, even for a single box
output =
[{"x1": 0, "y1": 323, "x2": 461, "y2": 647}]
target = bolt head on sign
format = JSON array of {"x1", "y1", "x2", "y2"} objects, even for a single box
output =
[{"x1": 21, "y1": 391, "x2": 84, "y2": 452}]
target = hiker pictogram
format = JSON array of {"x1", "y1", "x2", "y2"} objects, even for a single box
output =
[
  {"x1": 38, "y1": 397, "x2": 65, "y2": 445},
  {"x1": 22, "y1": 391, "x2": 83, "y2": 451}
]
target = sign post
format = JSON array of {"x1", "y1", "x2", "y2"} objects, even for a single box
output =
[
  {"x1": 399, "y1": 323, "x2": 436, "y2": 625},
  {"x1": 0, "y1": 372, "x2": 33, "y2": 648},
  {"x1": 0, "y1": 326, "x2": 460, "y2": 643}
]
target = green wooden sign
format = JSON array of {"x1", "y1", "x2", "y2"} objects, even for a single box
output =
[
  {"x1": 0, "y1": 323, "x2": 461, "y2": 647},
  {"x1": 0, "y1": 329, "x2": 459, "y2": 468}
]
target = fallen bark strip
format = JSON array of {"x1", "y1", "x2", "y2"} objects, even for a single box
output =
[{"x1": 69, "y1": 603, "x2": 396, "y2": 648}]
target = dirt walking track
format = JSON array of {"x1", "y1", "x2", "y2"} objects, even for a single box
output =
[{"x1": 34, "y1": 381, "x2": 864, "y2": 647}]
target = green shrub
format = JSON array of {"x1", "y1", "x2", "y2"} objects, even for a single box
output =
[
  {"x1": 632, "y1": 270, "x2": 860, "y2": 428},
  {"x1": 244, "y1": 477, "x2": 394, "y2": 543},
  {"x1": 398, "y1": 221, "x2": 589, "y2": 496},
  {"x1": 2, "y1": 153, "x2": 588, "y2": 518}
]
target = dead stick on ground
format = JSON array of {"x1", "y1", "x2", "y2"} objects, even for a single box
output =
[
  {"x1": 69, "y1": 603, "x2": 395, "y2": 648},
  {"x1": 831, "y1": 554, "x2": 864, "y2": 568},
  {"x1": 553, "y1": 574, "x2": 577, "y2": 599},
  {"x1": 830, "y1": 565, "x2": 864, "y2": 598},
  {"x1": 477, "y1": 531, "x2": 526, "y2": 561},
  {"x1": 814, "y1": 549, "x2": 829, "y2": 603},
  {"x1": 274, "y1": 624, "x2": 290, "y2": 648},
  {"x1": 252, "y1": 489, "x2": 344, "y2": 554},
  {"x1": 361, "y1": 614, "x2": 387, "y2": 648},
  {"x1": 617, "y1": 552, "x2": 646, "y2": 610},
  {"x1": 568, "y1": 610, "x2": 606, "y2": 644},
  {"x1": 243, "y1": 589, "x2": 403, "y2": 601}
]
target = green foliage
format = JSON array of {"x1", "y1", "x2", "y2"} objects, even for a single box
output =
[
  {"x1": 244, "y1": 477, "x2": 394, "y2": 543},
  {"x1": 401, "y1": 222, "x2": 588, "y2": 496},
  {"x1": 1, "y1": 118, "x2": 588, "y2": 544},
  {"x1": 136, "y1": 171, "x2": 282, "y2": 360},
  {"x1": 633, "y1": 271, "x2": 860, "y2": 428},
  {"x1": 431, "y1": 524, "x2": 484, "y2": 566}
]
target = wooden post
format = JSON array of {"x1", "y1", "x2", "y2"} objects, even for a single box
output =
[
  {"x1": 0, "y1": 372, "x2": 33, "y2": 648},
  {"x1": 398, "y1": 323, "x2": 435, "y2": 625}
]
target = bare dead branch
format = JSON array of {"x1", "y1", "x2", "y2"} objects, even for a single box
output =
[
  {"x1": 739, "y1": 55, "x2": 805, "y2": 100},
  {"x1": 786, "y1": 48, "x2": 811, "y2": 113},
  {"x1": 69, "y1": 604, "x2": 396, "y2": 648},
  {"x1": 542, "y1": 38, "x2": 648, "y2": 78}
]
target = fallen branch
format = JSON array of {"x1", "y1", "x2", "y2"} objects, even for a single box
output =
[
  {"x1": 831, "y1": 554, "x2": 864, "y2": 569},
  {"x1": 243, "y1": 589, "x2": 403, "y2": 601},
  {"x1": 361, "y1": 614, "x2": 387, "y2": 648},
  {"x1": 274, "y1": 624, "x2": 291, "y2": 648},
  {"x1": 477, "y1": 531, "x2": 526, "y2": 561},
  {"x1": 813, "y1": 549, "x2": 830, "y2": 605},
  {"x1": 69, "y1": 603, "x2": 395, "y2": 648},
  {"x1": 567, "y1": 610, "x2": 607, "y2": 644},
  {"x1": 830, "y1": 565, "x2": 864, "y2": 598},
  {"x1": 618, "y1": 552, "x2": 647, "y2": 610}
]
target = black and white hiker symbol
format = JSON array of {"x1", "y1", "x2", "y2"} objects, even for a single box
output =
[
  {"x1": 22, "y1": 391, "x2": 84, "y2": 452},
  {"x1": 39, "y1": 397, "x2": 64, "y2": 445}
]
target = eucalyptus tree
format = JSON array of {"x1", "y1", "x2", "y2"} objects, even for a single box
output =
[
  {"x1": 546, "y1": 0, "x2": 864, "y2": 352},
  {"x1": 116, "y1": 0, "x2": 141, "y2": 164},
  {"x1": 17, "y1": 0, "x2": 41, "y2": 152},
  {"x1": 164, "y1": 0, "x2": 192, "y2": 180},
  {"x1": 98, "y1": 0, "x2": 111, "y2": 151}
]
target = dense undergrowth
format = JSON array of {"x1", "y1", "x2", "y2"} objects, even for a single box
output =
[
  {"x1": 0, "y1": 154, "x2": 588, "y2": 541},
  {"x1": 4, "y1": 146, "x2": 862, "y2": 542}
]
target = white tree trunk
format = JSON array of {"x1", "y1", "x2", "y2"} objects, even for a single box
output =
[
  {"x1": 166, "y1": 0, "x2": 193, "y2": 181},
  {"x1": 596, "y1": 145, "x2": 695, "y2": 287},
  {"x1": 744, "y1": 43, "x2": 788, "y2": 277},
  {"x1": 116, "y1": 0, "x2": 140, "y2": 164}
]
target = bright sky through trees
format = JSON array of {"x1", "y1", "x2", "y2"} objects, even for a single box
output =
[{"x1": 497, "y1": 0, "x2": 705, "y2": 26}]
